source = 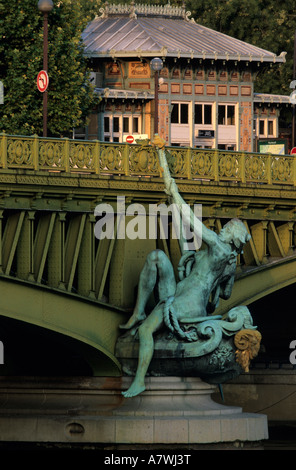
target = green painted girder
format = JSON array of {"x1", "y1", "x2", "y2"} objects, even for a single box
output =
[{"x1": 0, "y1": 276, "x2": 126, "y2": 376}]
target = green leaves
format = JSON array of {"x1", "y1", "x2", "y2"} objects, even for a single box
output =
[
  {"x1": 186, "y1": 0, "x2": 296, "y2": 94},
  {"x1": 0, "y1": 0, "x2": 101, "y2": 137}
]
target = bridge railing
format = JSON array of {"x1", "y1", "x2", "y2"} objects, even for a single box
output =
[{"x1": 1, "y1": 133, "x2": 295, "y2": 185}]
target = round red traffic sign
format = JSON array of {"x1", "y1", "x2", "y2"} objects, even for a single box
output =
[
  {"x1": 291, "y1": 147, "x2": 296, "y2": 154},
  {"x1": 126, "y1": 135, "x2": 134, "y2": 144},
  {"x1": 37, "y1": 70, "x2": 49, "y2": 93}
]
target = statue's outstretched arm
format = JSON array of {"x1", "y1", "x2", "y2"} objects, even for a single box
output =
[{"x1": 155, "y1": 142, "x2": 218, "y2": 247}]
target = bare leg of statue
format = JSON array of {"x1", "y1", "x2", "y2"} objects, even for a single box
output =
[
  {"x1": 120, "y1": 249, "x2": 176, "y2": 330},
  {"x1": 122, "y1": 302, "x2": 164, "y2": 397}
]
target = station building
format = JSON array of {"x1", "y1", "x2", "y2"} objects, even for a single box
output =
[{"x1": 78, "y1": 2, "x2": 288, "y2": 152}]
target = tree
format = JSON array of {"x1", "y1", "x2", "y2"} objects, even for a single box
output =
[
  {"x1": 0, "y1": 0, "x2": 101, "y2": 137},
  {"x1": 186, "y1": 0, "x2": 296, "y2": 94}
]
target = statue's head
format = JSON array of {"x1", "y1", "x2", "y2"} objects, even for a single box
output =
[{"x1": 219, "y1": 219, "x2": 251, "y2": 254}]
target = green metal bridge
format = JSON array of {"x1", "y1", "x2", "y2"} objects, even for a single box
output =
[{"x1": 0, "y1": 133, "x2": 296, "y2": 376}]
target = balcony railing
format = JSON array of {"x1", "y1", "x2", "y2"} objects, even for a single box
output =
[{"x1": 1, "y1": 133, "x2": 295, "y2": 186}]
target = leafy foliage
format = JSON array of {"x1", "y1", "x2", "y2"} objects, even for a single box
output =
[
  {"x1": 186, "y1": 0, "x2": 296, "y2": 94},
  {"x1": 0, "y1": 0, "x2": 101, "y2": 136}
]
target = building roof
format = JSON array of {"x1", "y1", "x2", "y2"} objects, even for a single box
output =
[
  {"x1": 95, "y1": 87, "x2": 154, "y2": 100},
  {"x1": 82, "y1": 3, "x2": 286, "y2": 64},
  {"x1": 254, "y1": 93, "x2": 291, "y2": 105}
]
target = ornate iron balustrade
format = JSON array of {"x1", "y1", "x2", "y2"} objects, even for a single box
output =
[{"x1": 1, "y1": 133, "x2": 295, "y2": 185}]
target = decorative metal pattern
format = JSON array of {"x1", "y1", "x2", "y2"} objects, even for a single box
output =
[
  {"x1": 70, "y1": 141, "x2": 96, "y2": 171},
  {"x1": 99, "y1": 3, "x2": 188, "y2": 19},
  {"x1": 245, "y1": 154, "x2": 268, "y2": 182},
  {"x1": 39, "y1": 139, "x2": 64, "y2": 170},
  {"x1": 7, "y1": 136, "x2": 34, "y2": 168},
  {"x1": 0, "y1": 134, "x2": 296, "y2": 186},
  {"x1": 191, "y1": 149, "x2": 214, "y2": 179},
  {"x1": 129, "y1": 145, "x2": 159, "y2": 176},
  {"x1": 168, "y1": 148, "x2": 188, "y2": 178},
  {"x1": 219, "y1": 152, "x2": 241, "y2": 181},
  {"x1": 271, "y1": 156, "x2": 293, "y2": 184},
  {"x1": 100, "y1": 144, "x2": 126, "y2": 174}
]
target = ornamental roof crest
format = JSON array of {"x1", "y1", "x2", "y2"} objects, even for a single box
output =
[{"x1": 99, "y1": 2, "x2": 194, "y2": 22}]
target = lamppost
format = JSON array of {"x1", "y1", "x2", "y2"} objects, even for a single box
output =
[
  {"x1": 38, "y1": 0, "x2": 54, "y2": 137},
  {"x1": 150, "y1": 57, "x2": 163, "y2": 136}
]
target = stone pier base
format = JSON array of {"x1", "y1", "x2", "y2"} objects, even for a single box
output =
[{"x1": 0, "y1": 376, "x2": 268, "y2": 446}]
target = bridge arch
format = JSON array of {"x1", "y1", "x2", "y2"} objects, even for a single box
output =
[
  {"x1": 216, "y1": 254, "x2": 296, "y2": 315},
  {"x1": 0, "y1": 277, "x2": 126, "y2": 375}
]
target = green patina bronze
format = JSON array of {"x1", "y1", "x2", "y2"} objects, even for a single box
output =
[{"x1": 117, "y1": 140, "x2": 260, "y2": 398}]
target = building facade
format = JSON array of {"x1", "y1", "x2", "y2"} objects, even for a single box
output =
[
  {"x1": 253, "y1": 93, "x2": 291, "y2": 153},
  {"x1": 78, "y1": 3, "x2": 287, "y2": 152}
]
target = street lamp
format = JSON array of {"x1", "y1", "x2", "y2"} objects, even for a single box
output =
[
  {"x1": 150, "y1": 57, "x2": 163, "y2": 136},
  {"x1": 38, "y1": 0, "x2": 54, "y2": 137}
]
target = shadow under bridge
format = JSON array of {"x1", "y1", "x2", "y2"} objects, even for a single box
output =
[{"x1": 0, "y1": 276, "x2": 126, "y2": 376}]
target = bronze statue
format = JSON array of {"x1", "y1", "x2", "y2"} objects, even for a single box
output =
[{"x1": 119, "y1": 138, "x2": 255, "y2": 398}]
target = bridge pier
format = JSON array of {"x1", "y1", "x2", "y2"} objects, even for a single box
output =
[{"x1": 0, "y1": 376, "x2": 267, "y2": 448}]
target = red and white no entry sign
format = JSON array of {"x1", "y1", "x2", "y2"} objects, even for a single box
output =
[
  {"x1": 37, "y1": 70, "x2": 49, "y2": 93},
  {"x1": 126, "y1": 135, "x2": 134, "y2": 144}
]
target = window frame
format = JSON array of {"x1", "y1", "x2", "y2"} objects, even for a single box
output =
[
  {"x1": 171, "y1": 102, "x2": 189, "y2": 125},
  {"x1": 194, "y1": 103, "x2": 213, "y2": 125},
  {"x1": 218, "y1": 104, "x2": 236, "y2": 126},
  {"x1": 103, "y1": 113, "x2": 141, "y2": 142}
]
